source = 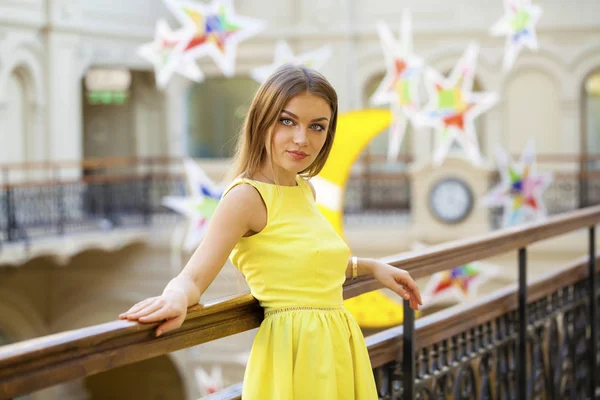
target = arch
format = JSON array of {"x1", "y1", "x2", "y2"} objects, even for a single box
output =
[
  {"x1": 0, "y1": 40, "x2": 45, "y2": 105},
  {"x1": 85, "y1": 353, "x2": 187, "y2": 400},
  {"x1": 570, "y1": 42, "x2": 600, "y2": 99},
  {"x1": 498, "y1": 52, "x2": 569, "y2": 100},
  {"x1": 0, "y1": 289, "x2": 47, "y2": 342},
  {"x1": 503, "y1": 68, "x2": 563, "y2": 155},
  {"x1": 52, "y1": 297, "x2": 195, "y2": 400}
]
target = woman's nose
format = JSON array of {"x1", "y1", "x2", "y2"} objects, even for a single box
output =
[{"x1": 293, "y1": 128, "x2": 309, "y2": 145}]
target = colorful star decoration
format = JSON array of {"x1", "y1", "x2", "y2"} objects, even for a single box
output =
[
  {"x1": 490, "y1": 0, "x2": 543, "y2": 70},
  {"x1": 137, "y1": 19, "x2": 203, "y2": 88},
  {"x1": 482, "y1": 140, "x2": 553, "y2": 228},
  {"x1": 416, "y1": 44, "x2": 498, "y2": 166},
  {"x1": 195, "y1": 366, "x2": 224, "y2": 396},
  {"x1": 421, "y1": 263, "x2": 499, "y2": 308},
  {"x1": 370, "y1": 11, "x2": 424, "y2": 163},
  {"x1": 162, "y1": 158, "x2": 224, "y2": 252},
  {"x1": 250, "y1": 40, "x2": 332, "y2": 84},
  {"x1": 139, "y1": 0, "x2": 265, "y2": 89}
]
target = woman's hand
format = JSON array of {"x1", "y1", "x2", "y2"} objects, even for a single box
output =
[
  {"x1": 119, "y1": 290, "x2": 188, "y2": 337},
  {"x1": 371, "y1": 261, "x2": 422, "y2": 311}
]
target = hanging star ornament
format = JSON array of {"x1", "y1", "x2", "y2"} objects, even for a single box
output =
[
  {"x1": 162, "y1": 158, "x2": 224, "y2": 252},
  {"x1": 490, "y1": 0, "x2": 543, "y2": 70},
  {"x1": 416, "y1": 44, "x2": 498, "y2": 166},
  {"x1": 250, "y1": 40, "x2": 332, "y2": 84},
  {"x1": 482, "y1": 140, "x2": 553, "y2": 227},
  {"x1": 370, "y1": 11, "x2": 424, "y2": 163},
  {"x1": 410, "y1": 241, "x2": 499, "y2": 308},
  {"x1": 137, "y1": 19, "x2": 203, "y2": 89},
  {"x1": 194, "y1": 366, "x2": 224, "y2": 396},
  {"x1": 139, "y1": 0, "x2": 265, "y2": 89},
  {"x1": 421, "y1": 262, "x2": 499, "y2": 308},
  {"x1": 165, "y1": 0, "x2": 265, "y2": 77}
]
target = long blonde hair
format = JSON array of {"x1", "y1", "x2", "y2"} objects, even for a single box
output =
[{"x1": 231, "y1": 64, "x2": 338, "y2": 181}]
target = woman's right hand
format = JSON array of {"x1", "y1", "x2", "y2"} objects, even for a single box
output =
[{"x1": 119, "y1": 290, "x2": 188, "y2": 337}]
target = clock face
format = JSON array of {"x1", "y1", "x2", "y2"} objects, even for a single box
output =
[{"x1": 428, "y1": 178, "x2": 474, "y2": 224}]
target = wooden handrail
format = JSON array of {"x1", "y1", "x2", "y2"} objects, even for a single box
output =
[{"x1": 1, "y1": 206, "x2": 599, "y2": 398}]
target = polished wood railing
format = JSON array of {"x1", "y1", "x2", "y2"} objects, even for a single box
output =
[{"x1": 0, "y1": 206, "x2": 599, "y2": 399}]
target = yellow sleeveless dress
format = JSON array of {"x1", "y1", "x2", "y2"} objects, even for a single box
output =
[{"x1": 223, "y1": 175, "x2": 378, "y2": 400}]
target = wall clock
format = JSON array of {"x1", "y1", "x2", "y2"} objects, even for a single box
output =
[{"x1": 428, "y1": 177, "x2": 474, "y2": 224}]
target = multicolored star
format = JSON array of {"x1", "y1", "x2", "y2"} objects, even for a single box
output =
[
  {"x1": 139, "y1": 0, "x2": 265, "y2": 88},
  {"x1": 421, "y1": 263, "x2": 499, "y2": 308},
  {"x1": 416, "y1": 44, "x2": 498, "y2": 166},
  {"x1": 166, "y1": 0, "x2": 265, "y2": 77},
  {"x1": 250, "y1": 40, "x2": 332, "y2": 84},
  {"x1": 162, "y1": 158, "x2": 224, "y2": 252},
  {"x1": 137, "y1": 19, "x2": 203, "y2": 89},
  {"x1": 482, "y1": 140, "x2": 553, "y2": 227},
  {"x1": 490, "y1": 0, "x2": 543, "y2": 70},
  {"x1": 370, "y1": 11, "x2": 424, "y2": 163}
]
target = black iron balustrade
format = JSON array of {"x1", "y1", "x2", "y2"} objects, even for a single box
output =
[{"x1": 0, "y1": 159, "x2": 185, "y2": 247}]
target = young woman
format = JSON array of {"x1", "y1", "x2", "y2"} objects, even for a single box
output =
[{"x1": 120, "y1": 64, "x2": 422, "y2": 399}]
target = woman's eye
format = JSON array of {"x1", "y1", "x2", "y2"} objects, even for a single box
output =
[
  {"x1": 311, "y1": 124, "x2": 325, "y2": 132},
  {"x1": 280, "y1": 118, "x2": 294, "y2": 126}
]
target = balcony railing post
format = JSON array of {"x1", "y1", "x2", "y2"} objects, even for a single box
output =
[
  {"x1": 517, "y1": 247, "x2": 527, "y2": 400},
  {"x1": 589, "y1": 226, "x2": 597, "y2": 398},
  {"x1": 54, "y1": 167, "x2": 65, "y2": 235},
  {"x1": 402, "y1": 300, "x2": 415, "y2": 400},
  {"x1": 5, "y1": 185, "x2": 15, "y2": 242}
]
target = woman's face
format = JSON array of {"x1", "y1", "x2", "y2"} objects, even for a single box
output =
[{"x1": 267, "y1": 92, "x2": 332, "y2": 176}]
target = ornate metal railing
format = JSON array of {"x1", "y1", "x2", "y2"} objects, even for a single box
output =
[
  {"x1": 3, "y1": 154, "x2": 600, "y2": 245},
  {"x1": 370, "y1": 255, "x2": 600, "y2": 399},
  {"x1": 0, "y1": 158, "x2": 184, "y2": 246},
  {"x1": 0, "y1": 206, "x2": 598, "y2": 399}
]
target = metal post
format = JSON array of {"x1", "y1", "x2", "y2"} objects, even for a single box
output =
[
  {"x1": 589, "y1": 226, "x2": 597, "y2": 399},
  {"x1": 518, "y1": 247, "x2": 527, "y2": 400},
  {"x1": 402, "y1": 301, "x2": 415, "y2": 400},
  {"x1": 54, "y1": 168, "x2": 65, "y2": 235}
]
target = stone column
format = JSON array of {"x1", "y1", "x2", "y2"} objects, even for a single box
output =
[
  {"x1": 165, "y1": 75, "x2": 194, "y2": 159},
  {"x1": 46, "y1": 31, "x2": 90, "y2": 171}
]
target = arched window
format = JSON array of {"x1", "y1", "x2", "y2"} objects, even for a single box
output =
[
  {"x1": 584, "y1": 70, "x2": 600, "y2": 158},
  {"x1": 581, "y1": 69, "x2": 600, "y2": 207},
  {"x1": 187, "y1": 77, "x2": 260, "y2": 158}
]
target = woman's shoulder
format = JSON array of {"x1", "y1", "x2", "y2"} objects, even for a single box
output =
[{"x1": 303, "y1": 178, "x2": 316, "y2": 200}]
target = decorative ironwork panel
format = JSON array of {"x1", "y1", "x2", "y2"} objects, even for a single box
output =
[{"x1": 373, "y1": 281, "x2": 600, "y2": 399}]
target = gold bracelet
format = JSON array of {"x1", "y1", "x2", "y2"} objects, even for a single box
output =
[{"x1": 352, "y1": 256, "x2": 358, "y2": 280}]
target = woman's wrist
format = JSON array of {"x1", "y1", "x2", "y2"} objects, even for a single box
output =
[
  {"x1": 358, "y1": 257, "x2": 378, "y2": 275},
  {"x1": 348, "y1": 257, "x2": 379, "y2": 279}
]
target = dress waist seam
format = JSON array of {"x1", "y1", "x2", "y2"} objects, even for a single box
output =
[{"x1": 264, "y1": 305, "x2": 344, "y2": 318}]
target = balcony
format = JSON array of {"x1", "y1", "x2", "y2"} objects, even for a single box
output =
[{"x1": 0, "y1": 206, "x2": 598, "y2": 399}]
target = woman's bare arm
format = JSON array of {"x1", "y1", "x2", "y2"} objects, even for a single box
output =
[{"x1": 120, "y1": 183, "x2": 266, "y2": 335}]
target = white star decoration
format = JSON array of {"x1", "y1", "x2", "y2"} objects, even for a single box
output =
[
  {"x1": 138, "y1": 0, "x2": 265, "y2": 88},
  {"x1": 482, "y1": 140, "x2": 553, "y2": 228},
  {"x1": 162, "y1": 158, "x2": 224, "y2": 252},
  {"x1": 195, "y1": 366, "x2": 224, "y2": 396},
  {"x1": 490, "y1": 0, "x2": 543, "y2": 70},
  {"x1": 416, "y1": 44, "x2": 498, "y2": 166},
  {"x1": 137, "y1": 19, "x2": 203, "y2": 89},
  {"x1": 166, "y1": 0, "x2": 265, "y2": 77},
  {"x1": 250, "y1": 40, "x2": 332, "y2": 84},
  {"x1": 370, "y1": 11, "x2": 424, "y2": 163}
]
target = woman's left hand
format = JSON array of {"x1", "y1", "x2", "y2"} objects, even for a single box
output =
[{"x1": 371, "y1": 261, "x2": 422, "y2": 311}]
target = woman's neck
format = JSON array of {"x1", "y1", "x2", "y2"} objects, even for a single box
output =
[{"x1": 255, "y1": 165, "x2": 297, "y2": 187}]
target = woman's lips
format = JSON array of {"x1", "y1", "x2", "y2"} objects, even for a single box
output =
[{"x1": 287, "y1": 150, "x2": 308, "y2": 160}]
